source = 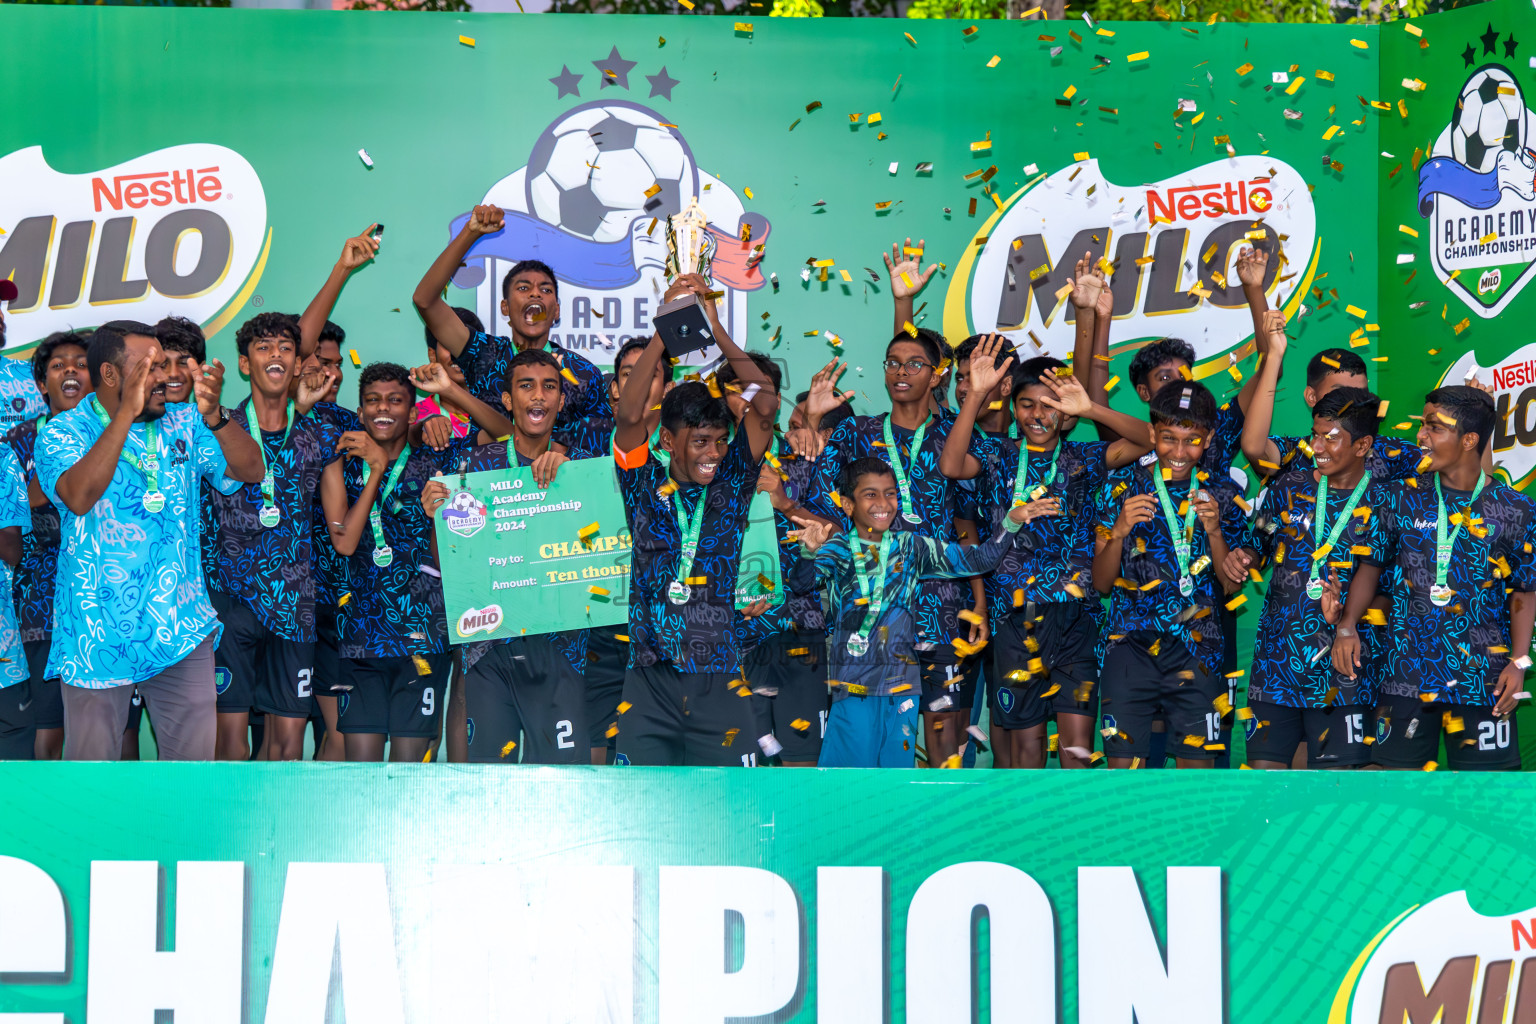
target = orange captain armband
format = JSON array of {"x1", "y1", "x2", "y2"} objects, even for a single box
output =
[{"x1": 614, "y1": 439, "x2": 650, "y2": 470}]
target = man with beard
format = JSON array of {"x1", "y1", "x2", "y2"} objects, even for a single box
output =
[{"x1": 35, "y1": 321, "x2": 262, "y2": 760}]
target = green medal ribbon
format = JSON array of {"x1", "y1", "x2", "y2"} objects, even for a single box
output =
[
  {"x1": 846, "y1": 532, "x2": 893, "y2": 657},
  {"x1": 1431, "y1": 471, "x2": 1487, "y2": 607},
  {"x1": 245, "y1": 399, "x2": 294, "y2": 529},
  {"x1": 366, "y1": 445, "x2": 412, "y2": 568},
  {"x1": 1012, "y1": 441, "x2": 1061, "y2": 509},
  {"x1": 882, "y1": 414, "x2": 930, "y2": 525},
  {"x1": 1306, "y1": 472, "x2": 1371, "y2": 601},
  {"x1": 1151, "y1": 470, "x2": 1200, "y2": 597},
  {"x1": 667, "y1": 486, "x2": 709, "y2": 605},
  {"x1": 91, "y1": 397, "x2": 163, "y2": 513}
]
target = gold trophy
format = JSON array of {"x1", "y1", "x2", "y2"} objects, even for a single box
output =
[{"x1": 655, "y1": 196, "x2": 718, "y2": 357}]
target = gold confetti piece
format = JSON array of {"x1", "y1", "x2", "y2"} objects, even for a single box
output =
[
  {"x1": 1423, "y1": 761, "x2": 1439, "y2": 772},
  {"x1": 971, "y1": 135, "x2": 992, "y2": 152},
  {"x1": 686, "y1": 576, "x2": 707, "y2": 585},
  {"x1": 1286, "y1": 76, "x2": 1305, "y2": 95},
  {"x1": 1350, "y1": 38, "x2": 1368, "y2": 48},
  {"x1": 615, "y1": 634, "x2": 630, "y2": 642},
  {"x1": 734, "y1": 20, "x2": 752, "y2": 30},
  {"x1": 1479, "y1": 230, "x2": 1499, "y2": 245},
  {"x1": 338, "y1": 592, "x2": 351, "y2": 607},
  {"x1": 904, "y1": 31, "x2": 916, "y2": 45},
  {"x1": 349, "y1": 349, "x2": 361, "y2": 367},
  {"x1": 790, "y1": 718, "x2": 811, "y2": 732},
  {"x1": 868, "y1": 112, "x2": 883, "y2": 124},
  {"x1": 1323, "y1": 125, "x2": 1341, "y2": 140},
  {"x1": 1225, "y1": 594, "x2": 1247, "y2": 610},
  {"x1": 722, "y1": 728, "x2": 739, "y2": 746},
  {"x1": 1345, "y1": 304, "x2": 1367, "y2": 318},
  {"x1": 1236, "y1": 62, "x2": 1253, "y2": 75},
  {"x1": 412, "y1": 655, "x2": 432, "y2": 676},
  {"x1": 579, "y1": 522, "x2": 600, "y2": 540},
  {"x1": 1453, "y1": 318, "x2": 1470, "y2": 335},
  {"x1": 643, "y1": 183, "x2": 662, "y2": 199},
  {"x1": 839, "y1": 269, "x2": 853, "y2": 282},
  {"x1": 959, "y1": 609, "x2": 984, "y2": 625},
  {"x1": 1064, "y1": 84, "x2": 1078, "y2": 99},
  {"x1": 459, "y1": 34, "x2": 476, "y2": 46},
  {"x1": 987, "y1": 55, "x2": 1001, "y2": 68},
  {"x1": 500, "y1": 739, "x2": 517, "y2": 757},
  {"x1": 679, "y1": 0, "x2": 694, "y2": 8},
  {"x1": 588, "y1": 585, "x2": 609, "y2": 596},
  {"x1": 1074, "y1": 150, "x2": 1089, "y2": 161},
  {"x1": 1128, "y1": 50, "x2": 1148, "y2": 61},
  {"x1": 605, "y1": 724, "x2": 619, "y2": 739}
]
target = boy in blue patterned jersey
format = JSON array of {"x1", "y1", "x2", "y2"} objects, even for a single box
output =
[
  {"x1": 412, "y1": 204, "x2": 606, "y2": 436},
  {"x1": 1222, "y1": 386, "x2": 1391, "y2": 768},
  {"x1": 805, "y1": 328, "x2": 992, "y2": 769},
  {"x1": 791, "y1": 459, "x2": 1027, "y2": 768},
  {"x1": 5, "y1": 330, "x2": 93, "y2": 760},
  {"x1": 0, "y1": 445, "x2": 38, "y2": 758},
  {"x1": 1333, "y1": 386, "x2": 1536, "y2": 770},
  {"x1": 610, "y1": 278, "x2": 778, "y2": 767},
  {"x1": 318, "y1": 362, "x2": 453, "y2": 762},
  {"x1": 38, "y1": 322, "x2": 264, "y2": 761},
  {"x1": 202, "y1": 313, "x2": 343, "y2": 761},
  {"x1": 717, "y1": 353, "x2": 840, "y2": 766},
  {"x1": 580, "y1": 336, "x2": 675, "y2": 764},
  {"x1": 1240, "y1": 337, "x2": 1425, "y2": 481},
  {"x1": 941, "y1": 339, "x2": 1153, "y2": 768},
  {"x1": 420, "y1": 349, "x2": 596, "y2": 764},
  {"x1": 1091, "y1": 381, "x2": 1248, "y2": 768}
]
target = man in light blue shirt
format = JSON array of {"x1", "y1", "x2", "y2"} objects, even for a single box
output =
[{"x1": 36, "y1": 321, "x2": 262, "y2": 760}]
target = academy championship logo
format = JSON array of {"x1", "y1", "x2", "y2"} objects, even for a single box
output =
[
  {"x1": 445, "y1": 52, "x2": 769, "y2": 366},
  {"x1": 441, "y1": 488, "x2": 488, "y2": 538},
  {"x1": 947, "y1": 156, "x2": 1317, "y2": 364},
  {"x1": 1418, "y1": 39, "x2": 1536, "y2": 318},
  {"x1": 455, "y1": 604, "x2": 504, "y2": 638},
  {"x1": 1336, "y1": 892, "x2": 1536, "y2": 1023},
  {"x1": 0, "y1": 144, "x2": 268, "y2": 346}
]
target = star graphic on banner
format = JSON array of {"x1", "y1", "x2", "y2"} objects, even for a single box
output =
[
  {"x1": 646, "y1": 66, "x2": 680, "y2": 100},
  {"x1": 550, "y1": 65, "x2": 582, "y2": 99},
  {"x1": 1462, "y1": 43, "x2": 1477, "y2": 67},
  {"x1": 1481, "y1": 22, "x2": 1499, "y2": 55},
  {"x1": 593, "y1": 46, "x2": 637, "y2": 90},
  {"x1": 1505, "y1": 33, "x2": 1519, "y2": 58}
]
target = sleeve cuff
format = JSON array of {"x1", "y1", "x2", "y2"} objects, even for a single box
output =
[{"x1": 613, "y1": 439, "x2": 649, "y2": 471}]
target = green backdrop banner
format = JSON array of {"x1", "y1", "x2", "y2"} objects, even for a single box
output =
[
  {"x1": 2, "y1": 764, "x2": 1536, "y2": 1022},
  {"x1": 0, "y1": 1, "x2": 1406, "y2": 444}
]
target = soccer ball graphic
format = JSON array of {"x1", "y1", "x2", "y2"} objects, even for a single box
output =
[
  {"x1": 1452, "y1": 67, "x2": 1527, "y2": 173},
  {"x1": 525, "y1": 101, "x2": 700, "y2": 244},
  {"x1": 447, "y1": 490, "x2": 483, "y2": 515}
]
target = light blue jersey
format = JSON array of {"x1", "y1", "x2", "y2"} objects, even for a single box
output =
[
  {"x1": 0, "y1": 357, "x2": 46, "y2": 433},
  {"x1": 36, "y1": 402, "x2": 240, "y2": 688},
  {"x1": 0, "y1": 444, "x2": 31, "y2": 689}
]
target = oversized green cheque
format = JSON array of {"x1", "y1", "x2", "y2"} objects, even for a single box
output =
[{"x1": 432, "y1": 459, "x2": 783, "y2": 643}]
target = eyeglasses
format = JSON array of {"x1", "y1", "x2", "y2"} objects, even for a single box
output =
[{"x1": 883, "y1": 358, "x2": 933, "y2": 374}]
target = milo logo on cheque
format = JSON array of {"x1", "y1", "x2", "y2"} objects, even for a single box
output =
[
  {"x1": 456, "y1": 605, "x2": 504, "y2": 638},
  {"x1": 1339, "y1": 892, "x2": 1536, "y2": 1023}
]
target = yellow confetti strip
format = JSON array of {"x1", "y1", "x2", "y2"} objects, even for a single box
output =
[
  {"x1": 1323, "y1": 125, "x2": 1341, "y2": 140},
  {"x1": 1235, "y1": 62, "x2": 1253, "y2": 75},
  {"x1": 1350, "y1": 38, "x2": 1368, "y2": 48},
  {"x1": 500, "y1": 740, "x2": 517, "y2": 757},
  {"x1": 1073, "y1": 151, "x2": 1090, "y2": 161},
  {"x1": 349, "y1": 349, "x2": 361, "y2": 367},
  {"x1": 459, "y1": 34, "x2": 476, "y2": 46},
  {"x1": 338, "y1": 592, "x2": 351, "y2": 607},
  {"x1": 987, "y1": 55, "x2": 1001, "y2": 68},
  {"x1": 588, "y1": 585, "x2": 609, "y2": 596},
  {"x1": 412, "y1": 655, "x2": 432, "y2": 676},
  {"x1": 1225, "y1": 594, "x2": 1247, "y2": 611},
  {"x1": 1285, "y1": 76, "x2": 1305, "y2": 95},
  {"x1": 1128, "y1": 50, "x2": 1148, "y2": 61}
]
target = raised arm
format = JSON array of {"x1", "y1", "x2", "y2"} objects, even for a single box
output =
[
  {"x1": 1238, "y1": 309, "x2": 1287, "y2": 475},
  {"x1": 189, "y1": 358, "x2": 262, "y2": 484},
  {"x1": 324, "y1": 433, "x2": 387, "y2": 557},
  {"x1": 940, "y1": 335, "x2": 1011, "y2": 480},
  {"x1": 614, "y1": 333, "x2": 667, "y2": 454},
  {"x1": 884, "y1": 237, "x2": 939, "y2": 339},
  {"x1": 409, "y1": 362, "x2": 514, "y2": 440},
  {"x1": 54, "y1": 348, "x2": 153, "y2": 515},
  {"x1": 673, "y1": 273, "x2": 776, "y2": 460},
  {"x1": 916, "y1": 510, "x2": 1026, "y2": 580},
  {"x1": 298, "y1": 226, "x2": 379, "y2": 359},
  {"x1": 412, "y1": 204, "x2": 504, "y2": 358},
  {"x1": 1032, "y1": 372, "x2": 1150, "y2": 468}
]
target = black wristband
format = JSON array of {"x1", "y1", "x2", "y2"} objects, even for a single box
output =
[{"x1": 208, "y1": 409, "x2": 231, "y2": 432}]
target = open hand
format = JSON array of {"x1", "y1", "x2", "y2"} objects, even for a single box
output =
[{"x1": 884, "y1": 237, "x2": 938, "y2": 298}]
